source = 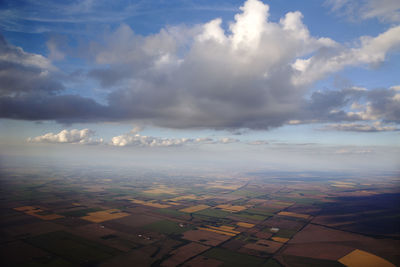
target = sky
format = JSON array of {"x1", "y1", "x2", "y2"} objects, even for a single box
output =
[{"x1": 0, "y1": 0, "x2": 399, "y2": 173}]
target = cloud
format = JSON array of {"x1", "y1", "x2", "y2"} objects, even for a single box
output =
[
  {"x1": 292, "y1": 25, "x2": 400, "y2": 86},
  {"x1": 110, "y1": 132, "x2": 192, "y2": 147},
  {"x1": 1, "y1": 0, "x2": 400, "y2": 131},
  {"x1": 299, "y1": 86, "x2": 400, "y2": 125},
  {"x1": 0, "y1": 35, "x2": 61, "y2": 97},
  {"x1": 325, "y1": 0, "x2": 400, "y2": 23},
  {"x1": 334, "y1": 148, "x2": 373, "y2": 154},
  {"x1": 28, "y1": 129, "x2": 103, "y2": 145},
  {"x1": 109, "y1": 129, "x2": 240, "y2": 147},
  {"x1": 320, "y1": 122, "x2": 399, "y2": 132},
  {"x1": 247, "y1": 140, "x2": 269, "y2": 145}
]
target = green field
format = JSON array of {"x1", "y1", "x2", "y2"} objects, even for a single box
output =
[
  {"x1": 143, "y1": 219, "x2": 192, "y2": 235},
  {"x1": 202, "y1": 247, "x2": 266, "y2": 267},
  {"x1": 233, "y1": 211, "x2": 269, "y2": 221},
  {"x1": 231, "y1": 190, "x2": 266, "y2": 198},
  {"x1": 194, "y1": 208, "x2": 232, "y2": 218},
  {"x1": 155, "y1": 208, "x2": 190, "y2": 218},
  {"x1": 273, "y1": 228, "x2": 298, "y2": 238}
]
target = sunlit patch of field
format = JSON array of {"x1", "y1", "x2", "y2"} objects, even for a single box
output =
[
  {"x1": 277, "y1": 211, "x2": 310, "y2": 220},
  {"x1": 14, "y1": 206, "x2": 64, "y2": 220},
  {"x1": 129, "y1": 199, "x2": 171, "y2": 208},
  {"x1": 82, "y1": 209, "x2": 129, "y2": 223},
  {"x1": 271, "y1": 237, "x2": 290, "y2": 243},
  {"x1": 198, "y1": 225, "x2": 240, "y2": 236},
  {"x1": 180, "y1": 204, "x2": 210, "y2": 213},
  {"x1": 168, "y1": 194, "x2": 210, "y2": 201},
  {"x1": 330, "y1": 181, "x2": 356, "y2": 188},
  {"x1": 216, "y1": 204, "x2": 247, "y2": 212},
  {"x1": 338, "y1": 249, "x2": 395, "y2": 267},
  {"x1": 331, "y1": 184, "x2": 355, "y2": 188},
  {"x1": 143, "y1": 185, "x2": 177, "y2": 195},
  {"x1": 236, "y1": 222, "x2": 255, "y2": 228},
  {"x1": 206, "y1": 181, "x2": 244, "y2": 190}
]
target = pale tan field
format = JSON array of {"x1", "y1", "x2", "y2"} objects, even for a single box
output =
[
  {"x1": 206, "y1": 182, "x2": 243, "y2": 190},
  {"x1": 82, "y1": 209, "x2": 130, "y2": 223},
  {"x1": 143, "y1": 185, "x2": 177, "y2": 195},
  {"x1": 236, "y1": 222, "x2": 255, "y2": 228},
  {"x1": 331, "y1": 184, "x2": 355, "y2": 188},
  {"x1": 129, "y1": 199, "x2": 171, "y2": 208},
  {"x1": 277, "y1": 211, "x2": 310, "y2": 219},
  {"x1": 216, "y1": 204, "x2": 247, "y2": 212},
  {"x1": 338, "y1": 249, "x2": 395, "y2": 267},
  {"x1": 180, "y1": 204, "x2": 210, "y2": 213}
]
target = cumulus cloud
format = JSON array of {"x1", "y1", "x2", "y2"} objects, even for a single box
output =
[
  {"x1": 109, "y1": 129, "x2": 240, "y2": 147},
  {"x1": 28, "y1": 129, "x2": 103, "y2": 145},
  {"x1": 1, "y1": 0, "x2": 400, "y2": 131},
  {"x1": 325, "y1": 0, "x2": 400, "y2": 23}
]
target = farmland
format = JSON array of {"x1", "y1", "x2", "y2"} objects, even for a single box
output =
[{"x1": 0, "y1": 166, "x2": 399, "y2": 266}]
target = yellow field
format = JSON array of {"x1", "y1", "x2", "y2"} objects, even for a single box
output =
[
  {"x1": 180, "y1": 204, "x2": 210, "y2": 213},
  {"x1": 338, "y1": 249, "x2": 395, "y2": 267},
  {"x1": 82, "y1": 209, "x2": 130, "y2": 223},
  {"x1": 237, "y1": 222, "x2": 255, "y2": 228},
  {"x1": 208, "y1": 225, "x2": 240, "y2": 234},
  {"x1": 14, "y1": 206, "x2": 64, "y2": 220},
  {"x1": 271, "y1": 237, "x2": 289, "y2": 243},
  {"x1": 216, "y1": 204, "x2": 247, "y2": 212},
  {"x1": 197, "y1": 225, "x2": 240, "y2": 237},
  {"x1": 129, "y1": 199, "x2": 171, "y2": 208},
  {"x1": 277, "y1": 211, "x2": 310, "y2": 219}
]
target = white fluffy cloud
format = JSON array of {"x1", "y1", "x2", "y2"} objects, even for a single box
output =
[
  {"x1": 110, "y1": 129, "x2": 240, "y2": 147},
  {"x1": 292, "y1": 25, "x2": 400, "y2": 86},
  {"x1": 28, "y1": 129, "x2": 103, "y2": 145}
]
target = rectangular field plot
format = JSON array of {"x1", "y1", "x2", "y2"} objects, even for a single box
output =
[
  {"x1": 26, "y1": 231, "x2": 119, "y2": 265},
  {"x1": 81, "y1": 209, "x2": 130, "y2": 223},
  {"x1": 143, "y1": 219, "x2": 192, "y2": 235},
  {"x1": 202, "y1": 247, "x2": 266, "y2": 267},
  {"x1": 180, "y1": 204, "x2": 210, "y2": 213}
]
